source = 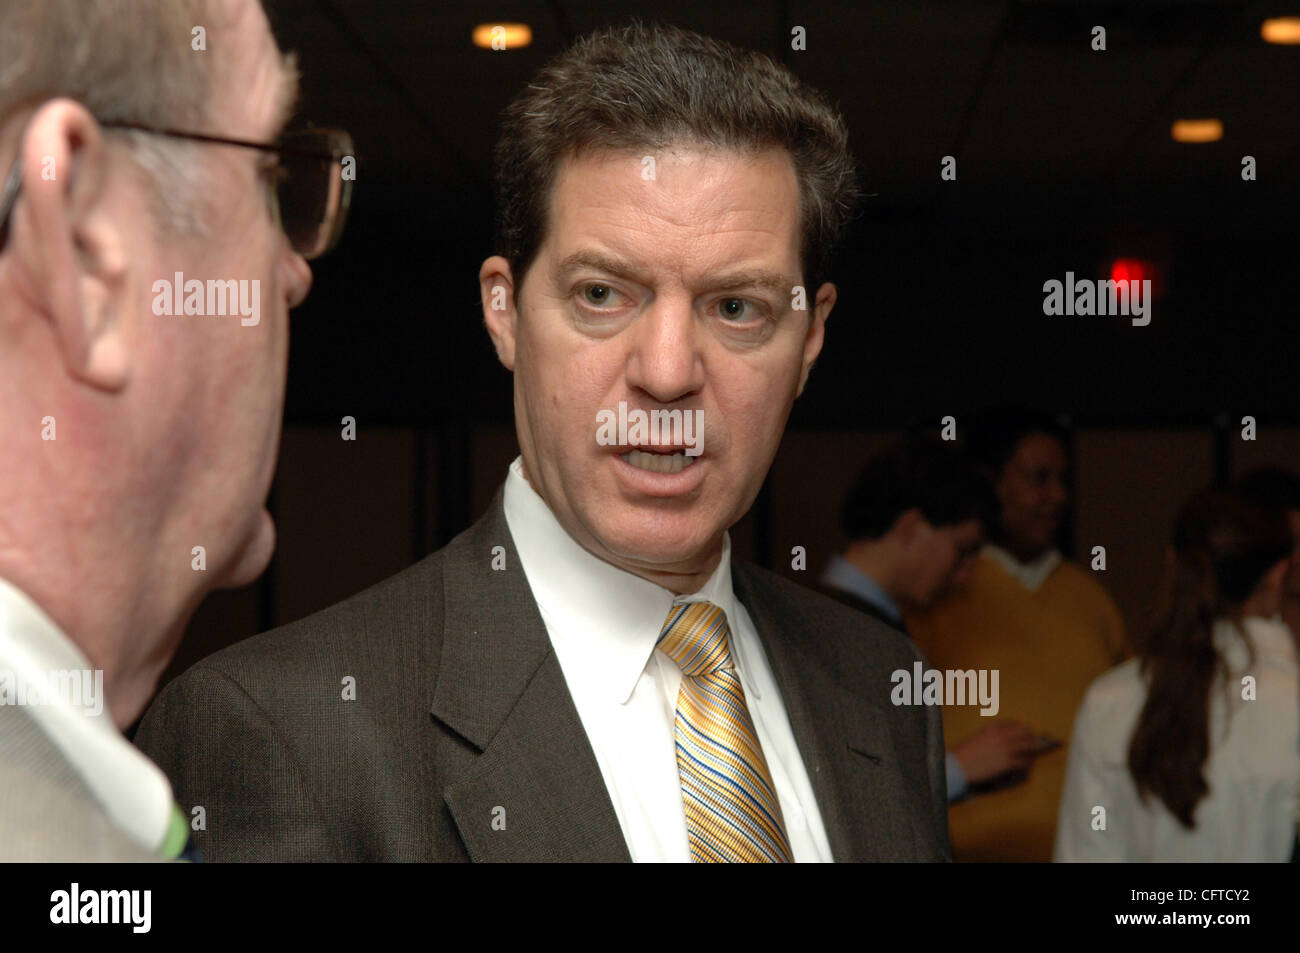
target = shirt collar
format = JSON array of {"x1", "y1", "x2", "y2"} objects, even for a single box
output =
[
  {"x1": 819, "y1": 553, "x2": 902, "y2": 623},
  {"x1": 502, "y1": 456, "x2": 742, "y2": 705},
  {"x1": 1213, "y1": 615, "x2": 1298, "y2": 669},
  {"x1": 983, "y1": 544, "x2": 1062, "y2": 592},
  {"x1": 0, "y1": 576, "x2": 173, "y2": 853}
]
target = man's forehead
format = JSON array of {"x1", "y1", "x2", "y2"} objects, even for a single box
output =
[
  {"x1": 270, "y1": 53, "x2": 301, "y2": 132},
  {"x1": 1017, "y1": 433, "x2": 1066, "y2": 457},
  {"x1": 553, "y1": 248, "x2": 792, "y2": 293},
  {"x1": 554, "y1": 143, "x2": 797, "y2": 197},
  {"x1": 219, "y1": 0, "x2": 299, "y2": 135},
  {"x1": 544, "y1": 146, "x2": 801, "y2": 273}
]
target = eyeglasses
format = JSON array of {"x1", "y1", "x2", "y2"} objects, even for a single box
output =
[{"x1": 0, "y1": 121, "x2": 354, "y2": 260}]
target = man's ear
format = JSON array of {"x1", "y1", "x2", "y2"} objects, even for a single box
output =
[
  {"x1": 12, "y1": 99, "x2": 129, "y2": 390},
  {"x1": 892, "y1": 507, "x2": 925, "y2": 543},
  {"x1": 796, "y1": 281, "x2": 836, "y2": 397},
  {"x1": 479, "y1": 255, "x2": 519, "y2": 371}
]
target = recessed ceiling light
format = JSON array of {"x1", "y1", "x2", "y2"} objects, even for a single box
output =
[
  {"x1": 472, "y1": 23, "x2": 533, "y2": 50},
  {"x1": 1261, "y1": 16, "x2": 1300, "y2": 44},
  {"x1": 1170, "y1": 119, "x2": 1223, "y2": 143}
]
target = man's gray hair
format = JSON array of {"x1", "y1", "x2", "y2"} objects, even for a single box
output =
[{"x1": 0, "y1": 0, "x2": 217, "y2": 234}]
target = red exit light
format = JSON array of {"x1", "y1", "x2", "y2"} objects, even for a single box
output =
[{"x1": 1111, "y1": 258, "x2": 1151, "y2": 286}]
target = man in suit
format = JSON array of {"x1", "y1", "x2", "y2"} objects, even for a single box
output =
[
  {"x1": 0, "y1": 0, "x2": 342, "y2": 859},
  {"x1": 137, "y1": 22, "x2": 951, "y2": 862},
  {"x1": 820, "y1": 438, "x2": 1043, "y2": 804}
]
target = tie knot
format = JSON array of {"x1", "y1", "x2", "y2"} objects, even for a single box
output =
[{"x1": 657, "y1": 602, "x2": 733, "y2": 676}]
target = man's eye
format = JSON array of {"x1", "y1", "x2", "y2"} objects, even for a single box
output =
[
  {"x1": 255, "y1": 160, "x2": 284, "y2": 219},
  {"x1": 718, "y1": 297, "x2": 754, "y2": 321},
  {"x1": 580, "y1": 284, "x2": 619, "y2": 307}
]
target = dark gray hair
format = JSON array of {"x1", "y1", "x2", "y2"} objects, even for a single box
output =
[{"x1": 494, "y1": 21, "x2": 860, "y2": 290}]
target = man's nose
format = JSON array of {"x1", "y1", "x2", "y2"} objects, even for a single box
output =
[
  {"x1": 625, "y1": 297, "x2": 702, "y2": 402},
  {"x1": 282, "y1": 245, "x2": 313, "y2": 310},
  {"x1": 1047, "y1": 475, "x2": 1069, "y2": 507}
]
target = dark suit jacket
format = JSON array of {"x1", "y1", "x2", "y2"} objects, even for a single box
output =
[
  {"x1": 818, "y1": 582, "x2": 909, "y2": 635},
  {"x1": 135, "y1": 490, "x2": 951, "y2": 861}
]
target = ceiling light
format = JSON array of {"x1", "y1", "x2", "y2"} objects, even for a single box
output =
[
  {"x1": 473, "y1": 23, "x2": 533, "y2": 50},
  {"x1": 1261, "y1": 17, "x2": 1300, "y2": 44},
  {"x1": 1170, "y1": 119, "x2": 1223, "y2": 143}
]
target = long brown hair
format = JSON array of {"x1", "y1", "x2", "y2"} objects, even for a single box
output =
[{"x1": 1127, "y1": 491, "x2": 1292, "y2": 828}]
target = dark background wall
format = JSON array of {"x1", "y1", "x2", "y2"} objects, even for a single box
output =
[{"x1": 161, "y1": 0, "x2": 1300, "y2": 684}]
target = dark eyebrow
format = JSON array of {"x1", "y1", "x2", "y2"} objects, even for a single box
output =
[
  {"x1": 555, "y1": 251, "x2": 791, "y2": 296},
  {"x1": 554, "y1": 250, "x2": 647, "y2": 285},
  {"x1": 708, "y1": 271, "x2": 792, "y2": 295}
]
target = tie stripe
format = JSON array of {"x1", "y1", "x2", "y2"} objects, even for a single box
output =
[{"x1": 658, "y1": 602, "x2": 793, "y2": 863}]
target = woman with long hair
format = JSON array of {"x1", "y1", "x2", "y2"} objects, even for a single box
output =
[{"x1": 1054, "y1": 490, "x2": 1297, "y2": 861}]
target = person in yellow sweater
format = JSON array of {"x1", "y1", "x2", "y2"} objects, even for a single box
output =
[{"x1": 908, "y1": 412, "x2": 1126, "y2": 861}]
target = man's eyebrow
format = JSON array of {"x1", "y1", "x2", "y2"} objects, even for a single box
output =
[
  {"x1": 554, "y1": 250, "x2": 647, "y2": 283},
  {"x1": 708, "y1": 271, "x2": 792, "y2": 295},
  {"x1": 555, "y1": 251, "x2": 791, "y2": 295}
]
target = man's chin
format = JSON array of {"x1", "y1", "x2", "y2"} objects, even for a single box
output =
[
  {"x1": 217, "y1": 508, "x2": 277, "y2": 589},
  {"x1": 595, "y1": 518, "x2": 722, "y2": 577}
]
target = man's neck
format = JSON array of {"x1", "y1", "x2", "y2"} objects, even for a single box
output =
[
  {"x1": 994, "y1": 539, "x2": 1052, "y2": 565},
  {"x1": 0, "y1": 550, "x2": 188, "y2": 731}
]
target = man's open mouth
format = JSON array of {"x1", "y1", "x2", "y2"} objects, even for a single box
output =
[{"x1": 619, "y1": 448, "x2": 699, "y2": 474}]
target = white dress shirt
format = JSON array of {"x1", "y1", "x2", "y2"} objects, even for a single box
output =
[
  {"x1": 1055, "y1": 615, "x2": 1300, "y2": 861},
  {"x1": 0, "y1": 576, "x2": 174, "y2": 853},
  {"x1": 983, "y1": 544, "x2": 1062, "y2": 592},
  {"x1": 502, "y1": 457, "x2": 833, "y2": 862}
]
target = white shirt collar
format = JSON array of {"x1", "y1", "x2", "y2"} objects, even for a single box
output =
[
  {"x1": 983, "y1": 544, "x2": 1062, "y2": 592},
  {"x1": 819, "y1": 553, "x2": 903, "y2": 623},
  {"x1": 1213, "y1": 615, "x2": 1298, "y2": 670},
  {"x1": 502, "y1": 456, "x2": 751, "y2": 704},
  {"x1": 0, "y1": 576, "x2": 173, "y2": 853}
]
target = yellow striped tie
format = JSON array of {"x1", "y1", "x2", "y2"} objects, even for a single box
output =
[{"x1": 657, "y1": 602, "x2": 793, "y2": 863}]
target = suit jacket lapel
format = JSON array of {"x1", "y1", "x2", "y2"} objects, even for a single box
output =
[
  {"x1": 430, "y1": 492, "x2": 631, "y2": 862},
  {"x1": 734, "y1": 565, "x2": 924, "y2": 861}
]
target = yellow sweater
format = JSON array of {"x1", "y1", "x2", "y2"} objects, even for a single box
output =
[{"x1": 907, "y1": 551, "x2": 1126, "y2": 862}]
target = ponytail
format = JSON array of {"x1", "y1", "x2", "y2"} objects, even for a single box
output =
[{"x1": 1127, "y1": 492, "x2": 1291, "y2": 828}]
